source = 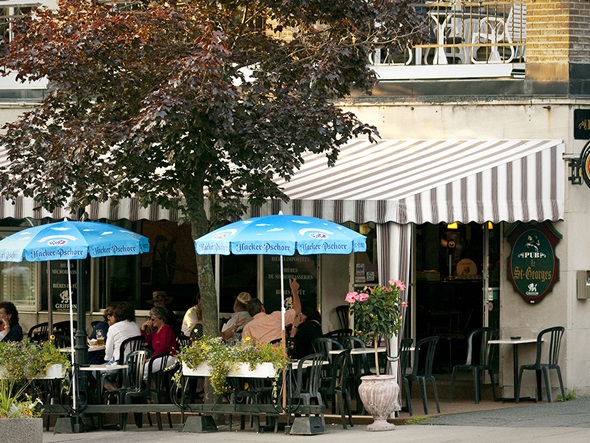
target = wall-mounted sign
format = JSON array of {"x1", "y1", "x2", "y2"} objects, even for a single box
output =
[
  {"x1": 507, "y1": 222, "x2": 561, "y2": 304},
  {"x1": 577, "y1": 140, "x2": 590, "y2": 188},
  {"x1": 263, "y1": 254, "x2": 317, "y2": 313},
  {"x1": 41, "y1": 261, "x2": 77, "y2": 311},
  {"x1": 574, "y1": 109, "x2": 590, "y2": 140}
]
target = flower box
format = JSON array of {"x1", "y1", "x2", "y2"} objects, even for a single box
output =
[
  {"x1": 36, "y1": 363, "x2": 65, "y2": 380},
  {"x1": 1, "y1": 363, "x2": 65, "y2": 380},
  {"x1": 182, "y1": 361, "x2": 277, "y2": 378}
]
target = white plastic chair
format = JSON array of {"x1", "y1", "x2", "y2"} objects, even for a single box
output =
[{"x1": 470, "y1": 4, "x2": 526, "y2": 63}]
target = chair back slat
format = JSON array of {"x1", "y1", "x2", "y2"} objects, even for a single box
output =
[
  {"x1": 119, "y1": 335, "x2": 144, "y2": 364},
  {"x1": 312, "y1": 337, "x2": 343, "y2": 360},
  {"x1": 412, "y1": 336, "x2": 439, "y2": 377},
  {"x1": 123, "y1": 349, "x2": 148, "y2": 393},
  {"x1": 399, "y1": 338, "x2": 414, "y2": 376},
  {"x1": 294, "y1": 353, "x2": 325, "y2": 400},
  {"x1": 536, "y1": 326, "x2": 564, "y2": 366}
]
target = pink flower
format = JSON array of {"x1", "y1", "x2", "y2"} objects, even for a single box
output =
[
  {"x1": 358, "y1": 293, "x2": 370, "y2": 302},
  {"x1": 392, "y1": 279, "x2": 406, "y2": 290},
  {"x1": 402, "y1": 301, "x2": 408, "y2": 308},
  {"x1": 345, "y1": 291, "x2": 359, "y2": 303}
]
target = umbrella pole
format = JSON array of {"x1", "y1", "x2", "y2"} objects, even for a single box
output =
[
  {"x1": 280, "y1": 256, "x2": 287, "y2": 410},
  {"x1": 67, "y1": 259, "x2": 77, "y2": 415},
  {"x1": 47, "y1": 260, "x2": 53, "y2": 333}
]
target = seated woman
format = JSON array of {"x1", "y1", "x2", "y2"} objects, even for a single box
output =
[
  {"x1": 141, "y1": 305, "x2": 177, "y2": 378},
  {"x1": 0, "y1": 301, "x2": 23, "y2": 342},
  {"x1": 88, "y1": 305, "x2": 114, "y2": 365},
  {"x1": 102, "y1": 302, "x2": 141, "y2": 391},
  {"x1": 290, "y1": 305, "x2": 323, "y2": 360}
]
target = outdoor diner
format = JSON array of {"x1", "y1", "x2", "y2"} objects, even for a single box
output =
[
  {"x1": 1, "y1": 0, "x2": 584, "y2": 439},
  {"x1": 0, "y1": 213, "x2": 571, "y2": 436}
]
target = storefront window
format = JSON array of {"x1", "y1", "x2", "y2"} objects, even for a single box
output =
[
  {"x1": 0, "y1": 260, "x2": 37, "y2": 307},
  {"x1": 0, "y1": 229, "x2": 37, "y2": 308},
  {"x1": 344, "y1": 222, "x2": 378, "y2": 290}
]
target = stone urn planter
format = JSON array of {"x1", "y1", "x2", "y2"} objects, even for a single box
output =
[
  {"x1": 357, "y1": 374, "x2": 399, "y2": 431},
  {"x1": 0, "y1": 417, "x2": 43, "y2": 443}
]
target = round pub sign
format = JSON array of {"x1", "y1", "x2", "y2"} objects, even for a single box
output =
[{"x1": 507, "y1": 223, "x2": 561, "y2": 304}]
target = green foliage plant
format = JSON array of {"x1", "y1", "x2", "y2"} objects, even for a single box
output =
[
  {"x1": 0, "y1": 378, "x2": 41, "y2": 418},
  {"x1": 0, "y1": 338, "x2": 71, "y2": 380},
  {"x1": 0, "y1": 337, "x2": 70, "y2": 418},
  {"x1": 346, "y1": 279, "x2": 408, "y2": 375}
]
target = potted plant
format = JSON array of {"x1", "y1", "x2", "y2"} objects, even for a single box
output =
[
  {"x1": 345, "y1": 279, "x2": 407, "y2": 431},
  {"x1": 178, "y1": 336, "x2": 288, "y2": 395},
  {"x1": 0, "y1": 338, "x2": 70, "y2": 442},
  {"x1": 0, "y1": 337, "x2": 71, "y2": 380}
]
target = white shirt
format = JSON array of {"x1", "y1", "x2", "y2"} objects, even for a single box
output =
[
  {"x1": 181, "y1": 305, "x2": 200, "y2": 337},
  {"x1": 221, "y1": 311, "x2": 252, "y2": 339},
  {"x1": 104, "y1": 320, "x2": 141, "y2": 363}
]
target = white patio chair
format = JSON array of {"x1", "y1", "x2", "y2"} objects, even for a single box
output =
[{"x1": 470, "y1": 4, "x2": 526, "y2": 64}]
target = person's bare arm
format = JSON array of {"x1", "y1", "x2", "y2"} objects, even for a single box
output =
[
  {"x1": 289, "y1": 278, "x2": 302, "y2": 315},
  {"x1": 220, "y1": 317, "x2": 246, "y2": 341}
]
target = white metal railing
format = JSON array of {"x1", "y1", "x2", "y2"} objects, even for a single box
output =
[{"x1": 370, "y1": 1, "x2": 526, "y2": 67}]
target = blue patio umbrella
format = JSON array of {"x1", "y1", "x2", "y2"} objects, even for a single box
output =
[
  {"x1": 195, "y1": 212, "x2": 366, "y2": 332},
  {"x1": 195, "y1": 212, "x2": 366, "y2": 409},
  {"x1": 0, "y1": 220, "x2": 150, "y2": 413}
]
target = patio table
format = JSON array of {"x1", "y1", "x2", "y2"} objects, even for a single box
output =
[{"x1": 488, "y1": 337, "x2": 540, "y2": 402}]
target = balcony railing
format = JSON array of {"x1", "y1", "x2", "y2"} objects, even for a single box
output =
[{"x1": 369, "y1": 1, "x2": 526, "y2": 79}]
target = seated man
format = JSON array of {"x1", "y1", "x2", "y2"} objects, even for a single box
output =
[{"x1": 242, "y1": 278, "x2": 301, "y2": 344}]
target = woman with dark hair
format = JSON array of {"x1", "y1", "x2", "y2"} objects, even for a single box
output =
[
  {"x1": 103, "y1": 302, "x2": 141, "y2": 390},
  {"x1": 88, "y1": 305, "x2": 114, "y2": 364},
  {"x1": 290, "y1": 305, "x2": 323, "y2": 359},
  {"x1": 0, "y1": 301, "x2": 23, "y2": 342}
]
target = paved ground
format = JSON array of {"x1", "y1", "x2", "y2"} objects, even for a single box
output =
[{"x1": 42, "y1": 398, "x2": 590, "y2": 443}]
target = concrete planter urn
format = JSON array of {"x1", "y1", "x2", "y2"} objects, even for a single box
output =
[
  {"x1": 0, "y1": 417, "x2": 43, "y2": 443},
  {"x1": 357, "y1": 374, "x2": 399, "y2": 431}
]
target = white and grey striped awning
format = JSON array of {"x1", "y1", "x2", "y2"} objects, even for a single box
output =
[
  {"x1": 257, "y1": 138, "x2": 565, "y2": 225},
  {"x1": 0, "y1": 195, "x2": 182, "y2": 222},
  {"x1": 1, "y1": 138, "x2": 565, "y2": 225}
]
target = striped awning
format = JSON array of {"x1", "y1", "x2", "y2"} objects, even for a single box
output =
[
  {"x1": 1, "y1": 139, "x2": 565, "y2": 225},
  {"x1": 261, "y1": 139, "x2": 565, "y2": 225}
]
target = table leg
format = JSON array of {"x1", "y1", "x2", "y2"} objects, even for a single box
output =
[
  {"x1": 512, "y1": 344, "x2": 520, "y2": 402},
  {"x1": 435, "y1": 23, "x2": 448, "y2": 64}
]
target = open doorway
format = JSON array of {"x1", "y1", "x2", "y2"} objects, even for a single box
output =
[{"x1": 415, "y1": 222, "x2": 500, "y2": 374}]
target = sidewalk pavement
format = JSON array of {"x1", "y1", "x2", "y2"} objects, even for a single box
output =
[{"x1": 42, "y1": 398, "x2": 590, "y2": 443}]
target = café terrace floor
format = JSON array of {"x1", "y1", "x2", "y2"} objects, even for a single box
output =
[{"x1": 44, "y1": 372, "x2": 536, "y2": 432}]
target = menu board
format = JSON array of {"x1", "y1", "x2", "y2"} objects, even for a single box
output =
[
  {"x1": 40, "y1": 261, "x2": 77, "y2": 312},
  {"x1": 263, "y1": 254, "x2": 317, "y2": 313}
]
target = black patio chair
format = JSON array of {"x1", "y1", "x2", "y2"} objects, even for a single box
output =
[
  {"x1": 28, "y1": 322, "x2": 49, "y2": 344},
  {"x1": 403, "y1": 335, "x2": 440, "y2": 415},
  {"x1": 319, "y1": 348, "x2": 353, "y2": 428},
  {"x1": 516, "y1": 326, "x2": 565, "y2": 403},
  {"x1": 335, "y1": 305, "x2": 350, "y2": 330},
  {"x1": 449, "y1": 327, "x2": 498, "y2": 404}
]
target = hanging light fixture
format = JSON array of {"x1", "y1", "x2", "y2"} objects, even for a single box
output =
[{"x1": 360, "y1": 223, "x2": 370, "y2": 235}]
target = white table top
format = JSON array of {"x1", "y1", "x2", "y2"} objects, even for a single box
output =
[
  {"x1": 59, "y1": 344, "x2": 105, "y2": 353},
  {"x1": 79, "y1": 364, "x2": 128, "y2": 372},
  {"x1": 488, "y1": 338, "x2": 538, "y2": 345},
  {"x1": 329, "y1": 347, "x2": 387, "y2": 355}
]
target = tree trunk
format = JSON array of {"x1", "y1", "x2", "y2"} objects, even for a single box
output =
[{"x1": 185, "y1": 186, "x2": 219, "y2": 403}]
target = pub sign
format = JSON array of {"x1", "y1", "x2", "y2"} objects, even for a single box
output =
[
  {"x1": 507, "y1": 222, "x2": 561, "y2": 304},
  {"x1": 574, "y1": 109, "x2": 590, "y2": 140}
]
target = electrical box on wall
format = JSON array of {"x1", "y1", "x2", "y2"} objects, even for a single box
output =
[{"x1": 577, "y1": 270, "x2": 590, "y2": 299}]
